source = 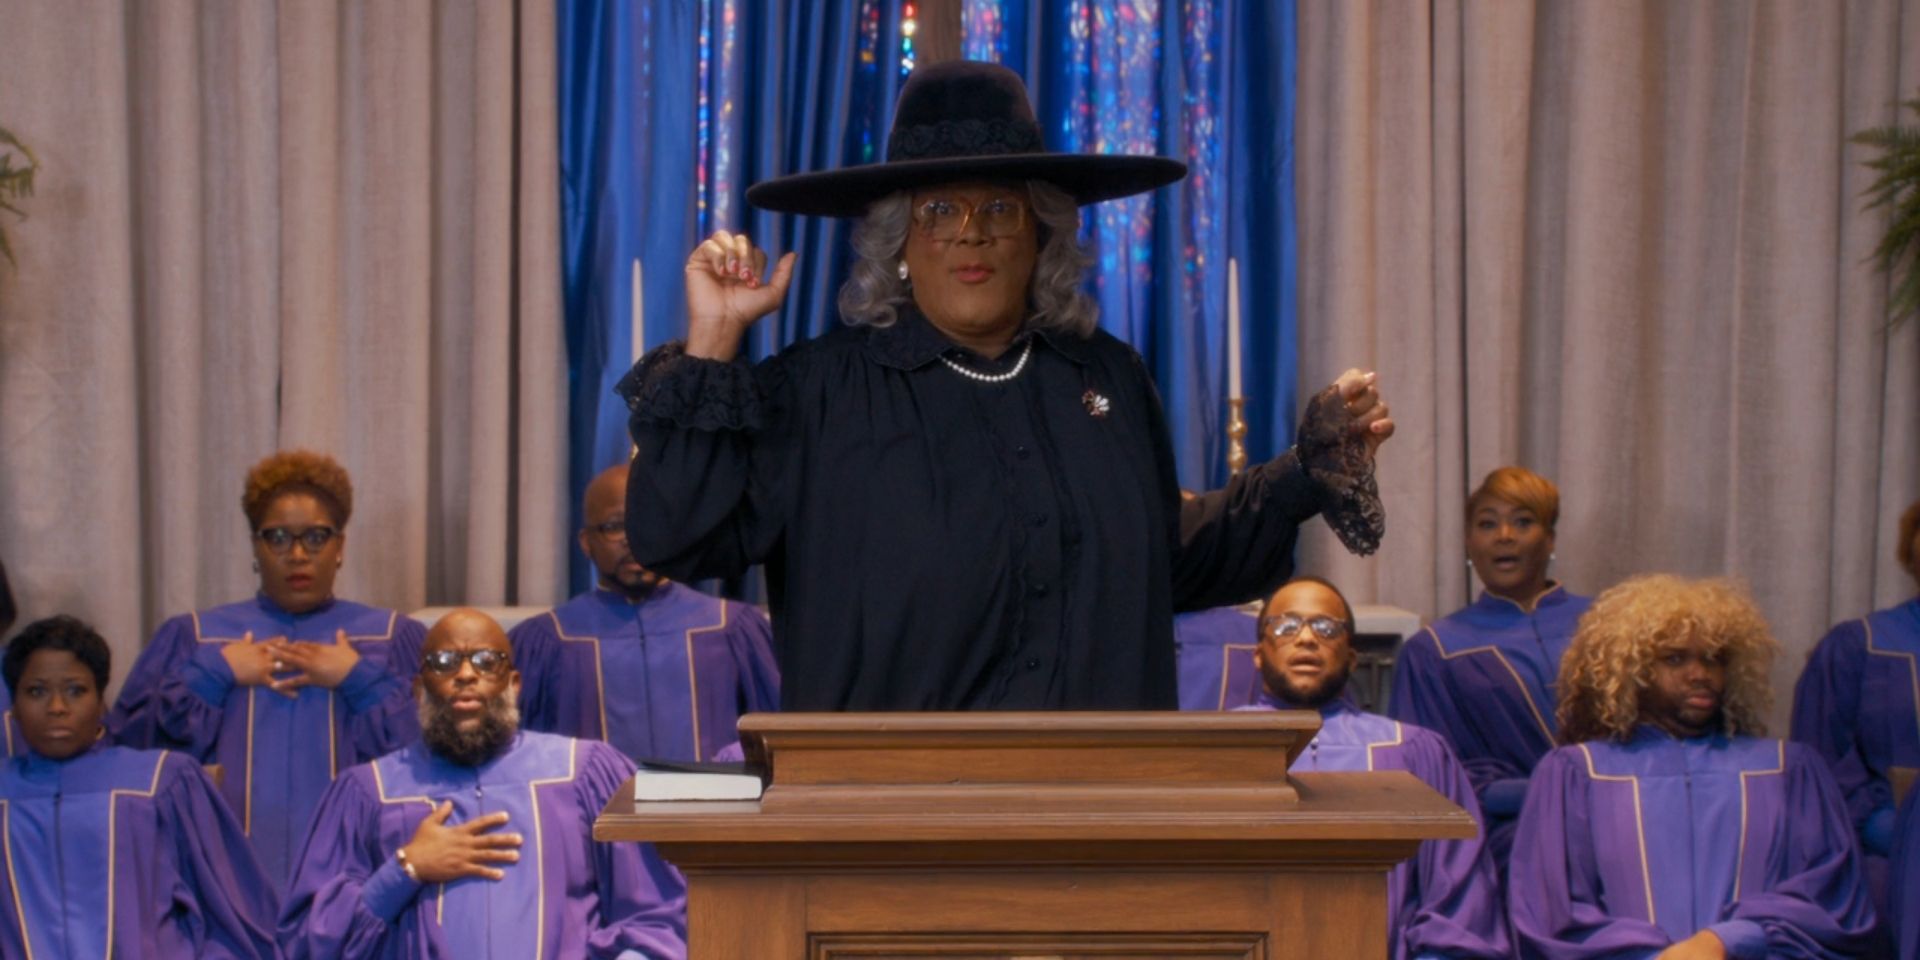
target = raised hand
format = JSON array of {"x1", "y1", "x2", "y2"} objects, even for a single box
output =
[
  {"x1": 269, "y1": 628, "x2": 363, "y2": 695},
  {"x1": 399, "y1": 801, "x2": 524, "y2": 884},
  {"x1": 1330, "y1": 368, "x2": 1394, "y2": 457},
  {"x1": 684, "y1": 230, "x2": 796, "y2": 362}
]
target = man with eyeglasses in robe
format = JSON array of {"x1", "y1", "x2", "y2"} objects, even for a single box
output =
[
  {"x1": 510, "y1": 464, "x2": 778, "y2": 763},
  {"x1": 278, "y1": 608, "x2": 687, "y2": 959},
  {"x1": 1237, "y1": 576, "x2": 1508, "y2": 960}
]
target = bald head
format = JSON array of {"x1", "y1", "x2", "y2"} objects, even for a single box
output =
[
  {"x1": 579, "y1": 463, "x2": 660, "y2": 598},
  {"x1": 424, "y1": 607, "x2": 510, "y2": 656},
  {"x1": 583, "y1": 464, "x2": 628, "y2": 519},
  {"x1": 1260, "y1": 578, "x2": 1355, "y2": 632}
]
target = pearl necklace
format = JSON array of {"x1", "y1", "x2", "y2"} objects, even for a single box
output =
[{"x1": 938, "y1": 338, "x2": 1034, "y2": 383}]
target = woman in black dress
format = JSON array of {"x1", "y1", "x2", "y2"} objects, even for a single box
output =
[{"x1": 620, "y1": 61, "x2": 1393, "y2": 711}]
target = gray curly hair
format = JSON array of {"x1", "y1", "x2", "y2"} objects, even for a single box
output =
[{"x1": 836, "y1": 180, "x2": 1098, "y2": 336}]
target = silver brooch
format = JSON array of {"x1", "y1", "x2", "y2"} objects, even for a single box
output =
[{"x1": 1082, "y1": 390, "x2": 1111, "y2": 418}]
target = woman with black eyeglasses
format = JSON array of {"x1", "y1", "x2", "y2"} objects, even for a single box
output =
[{"x1": 108, "y1": 449, "x2": 427, "y2": 897}]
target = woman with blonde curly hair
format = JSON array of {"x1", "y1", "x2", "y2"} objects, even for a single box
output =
[
  {"x1": 1388, "y1": 466, "x2": 1591, "y2": 870},
  {"x1": 108, "y1": 450, "x2": 426, "y2": 896},
  {"x1": 1791, "y1": 496, "x2": 1920, "y2": 928},
  {"x1": 1510, "y1": 575, "x2": 1876, "y2": 960}
]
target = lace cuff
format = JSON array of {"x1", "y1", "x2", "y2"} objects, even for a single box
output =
[
  {"x1": 615, "y1": 341, "x2": 765, "y2": 432},
  {"x1": 1294, "y1": 384, "x2": 1385, "y2": 556}
]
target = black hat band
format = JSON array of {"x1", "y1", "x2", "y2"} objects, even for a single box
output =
[{"x1": 887, "y1": 117, "x2": 1044, "y2": 163}]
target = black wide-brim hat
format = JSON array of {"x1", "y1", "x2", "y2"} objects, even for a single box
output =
[{"x1": 745, "y1": 60, "x2": 1187, "y2": 217}]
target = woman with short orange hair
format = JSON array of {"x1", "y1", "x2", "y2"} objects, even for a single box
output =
[
  {"x1": 108, "y1": 450, "x2": 426, "y2": 896},
  {"x1": 1387, "y1": 466, "x2": 1593, "y2": 873}
]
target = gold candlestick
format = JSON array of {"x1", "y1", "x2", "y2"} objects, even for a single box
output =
[{"x1": 1227, "y1": 396, "x2": 1248, "y2": 475}]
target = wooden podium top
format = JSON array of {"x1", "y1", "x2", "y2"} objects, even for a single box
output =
[
  {"x1": 740, "y1": 710, "x2": 1317, "y2": 788},
  {"x1": 597, "y1": 712, "x2": 1476, "y2": 862}
]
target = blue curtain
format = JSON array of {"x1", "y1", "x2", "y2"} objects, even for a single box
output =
[
  {"x1": 963, "y1": 0, "x2": 1300, "y2": 491},
  {"x1": 1226, "y1": 0, "x2": 1301, "y2": 482},
  {"x1": 559, "y1": 0, "x2": 1296, "y2": 588},
  {"x1": 558, "y1": 0, "x2": 903, "y2": 592}
]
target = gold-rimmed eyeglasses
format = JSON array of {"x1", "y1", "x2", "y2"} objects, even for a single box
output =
[{"x1": 911, "y1": 195, "x2": 1028, "y2": 241}]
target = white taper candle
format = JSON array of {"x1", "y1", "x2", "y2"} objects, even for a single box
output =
[
  {"x1": 1227, "y1": 257, "x2": 1243, "y2": 400},
  {"x1": 631, "y1": 257, "x2": 645, "y2": 362}
]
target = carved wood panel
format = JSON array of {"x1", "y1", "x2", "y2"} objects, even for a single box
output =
[{"x1": 810, "y1": 932, "x2": 1264, "y2": 960}]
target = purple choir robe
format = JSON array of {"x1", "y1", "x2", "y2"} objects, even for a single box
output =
[
  {"x1": 1173, "y1": 606, "x2": 1260, "y2": 711},
  {"x1": 108, "y1": 596, "x2": 427, "y2": 895},
  {"x1": 1791, "y1": 596, "x2": 1920, "y2": 921},
  {"x1": 277, "y1": 731, "x2": 687, "y2": 960},
  {"x1": 1239, "y1": 693, "x2": 1509, "y2": 959},
  {"x1": 511, "y1": 583, "x2": 779, "y2": 763},
  {"x1": 1389, "y1": 585, "x2": 1591, "y2": 863},
  {"x1": 1894, "y1": 787, "x2": 1920, "y2": 960},
  {"x1": 1, "y1": 686, "x2": 19, "y2": 757},
  {"x1": 1509, "y1": 729, "x2": 1878, "y2": 959},
  {"x1": 0, "y1": 741, "x2": 282, "y2": 959}
]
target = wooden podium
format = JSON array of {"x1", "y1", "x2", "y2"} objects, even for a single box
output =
[{"x1": 596, "y1": 712, "x2": 1475, "y2": 959}]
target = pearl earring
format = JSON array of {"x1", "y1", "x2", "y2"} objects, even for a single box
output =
[
  {"x1": 252, "y1": 558, "x2": 261, "y2": 574},
  {"x1": 897, "y1": 261, "x2": 909, "y2": 281}
]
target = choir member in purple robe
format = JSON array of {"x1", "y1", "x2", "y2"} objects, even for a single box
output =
[
  {"x1": 0, "y1": 676, "x2": 15, "y2": 758},
  {"x1": 278, "y1": 608, "x2": 687, "y2": 960},
  {"x1": 1388, "y1": 466, "x2": 1591, "y2": 867},
  {"x1": 1510, "y1": 575, "x2": 1877, "y2": 960},
  {"x1": 1174, "y1": 605, "x2": 1260, "y2": 710},
  {"x1": 109, "y1": 450, "x2": 427, "y2": 895},
  {"x1": 0, "y1": 560, "x2": 14, "y2": 637},
  {"x1": 1, "y1": 615, "x2": 282, "y2": 959},
  {"x1": 1239, "y1": 577, "x2": 1507, "y2": 959},
  {"x1": 1170, "y1": 488, "x2": 1265, "y2": 712},
  {"x1": 1, "y1": 560, "x2": 17, "y2": 756},
  {"x1": 0, "y1": 687, "x2": 20, "y2": 759},
  {"x1": 512, "y1": 464, "x2": 778, "y2": 762},
  {"x1": 1791, "y1": 497, "x2": 1920, "y2": 926},
  {"x1": 1894, "y1": 787, "x2": 1920, "y2": 960}
]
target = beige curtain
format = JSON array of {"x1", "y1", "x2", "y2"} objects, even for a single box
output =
[
  {"x1": 1296, "y1": 0, "x2": 1920, "y2": 729},
  {"x1": 0, "y1": 0, "x2": 569, "y2": 698}
]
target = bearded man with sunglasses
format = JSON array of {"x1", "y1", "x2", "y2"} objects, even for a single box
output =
[
  {"x1": 279, "y1": 608, "x2": 688, "y2": 960},
  {"x1": 110, "y1": 449, "x2": 427, "y2": 897},
  {"x1": 1238, "y1": 577, "x2": 1507, "y2": 960}
]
